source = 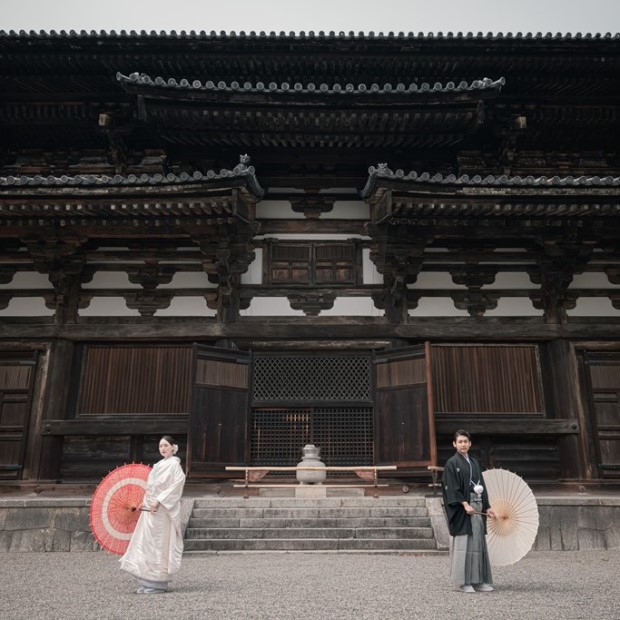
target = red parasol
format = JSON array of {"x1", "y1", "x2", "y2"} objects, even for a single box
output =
[{"x1": 89, "y1": 463, "x2": 152, "y2": 555}]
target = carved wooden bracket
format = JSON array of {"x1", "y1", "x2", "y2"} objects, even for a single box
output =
[
  {"x1": 123, "y1": 291, "x2": 173, "y2": 317},
  {"x1": 288, "y1": 292, "x2": 336, "y2": 316},
  {"x1": 451, "y1": 291, "x2": 500, "y2": 317},
  {"x1": 195, "y1": 228, "x2": 257, "y2": 322},
  {"x1": 527, "y1": 239, "x2": 594, "y2": 323},
  {"x1": 43, "y1": 291, "x2": 94, "y2": 311},
  {"x1": 0, "y1": 292, "x2": 12, "y2": 310},
  {"x1": 605, "y1": 267, "x2": 620, "y2": 285},
  {"x1": 289, "y1": 194, "x2": 336, "y2": 219},
  {"x1": 449, "y1": 266, "x2": 498, "y2": 290},
  {"x1": 0, "y1": 267, "x2": 16, "y2": 285},
  {"x1": 126, "y1": 262, "x2": 176, "y2": 290},
  {"x1": 368, "y1": 235, "x2": 428, "y2": 323}
]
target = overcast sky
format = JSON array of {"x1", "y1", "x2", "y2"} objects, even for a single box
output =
[{"x1": 1, "y1": 0, "x2": 618, "y2": 34}]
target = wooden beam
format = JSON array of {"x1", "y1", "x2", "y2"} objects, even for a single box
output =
[
  {"x1": 435, "y1": 418, "x2": 579, "y2": 435},
  {"x1": 42, "y1": 416, "x2": 188, "y2": 436}
]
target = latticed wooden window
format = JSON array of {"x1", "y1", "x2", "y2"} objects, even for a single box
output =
[
  {"x1": 266, "y1": 242, "x2": 359, "y2": 285},
  {"x1": 431, "y1": 344, "x2": 543, "y2": 414},
  {"x1": 250, "y1": 353, "x2": 373, "y2": 466},
  {"x1": 78, "y1": 345, "x2": 192, "y2": 414}
]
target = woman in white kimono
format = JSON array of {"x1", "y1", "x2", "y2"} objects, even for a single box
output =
[{"x1": 120, "y1": 435, "x2": 186, "y2": 594}]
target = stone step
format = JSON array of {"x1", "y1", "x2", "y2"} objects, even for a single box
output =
[
  {"x1": 184, "y1": 538, "x2": 438, "y2": 552},
  {"x1": 185, "y1": 526, "x2": 435, "y2": 540},
  {"x1": 192, "y1": 497, "x2": 427, "y2": 509},
  {"x1": 190, "y1": 507, "x2": 429, "y2": 519},
  {"x1": 187, "y1": 516, "x2": 432, "y2": 529}
]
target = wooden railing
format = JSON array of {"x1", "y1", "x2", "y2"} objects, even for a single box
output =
[{"x1": 225, "y1": 465, "x2": 397, "y2": 496}]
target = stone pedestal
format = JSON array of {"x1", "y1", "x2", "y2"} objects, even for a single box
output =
[{"x1": 295, "y1": 485, "x2": 327, "y2": 499}]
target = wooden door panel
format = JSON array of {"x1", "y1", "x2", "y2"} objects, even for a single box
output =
[
  {"x1": 583, "y1": 353, "x2": 620, "y2": 478},
  {"x1": 374, "y1": 343, "x2": 436, "y2": 468},
  {"x1": 187, "y1": 345, "x2": 250, "y2": 478},
  {"x1": 0, "y1": 355, "x2": 38, "y2": 480}
]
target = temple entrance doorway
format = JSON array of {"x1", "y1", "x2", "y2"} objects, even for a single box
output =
[{"x1": 187, "y1": 345, "x2": 436, "y2": 477}]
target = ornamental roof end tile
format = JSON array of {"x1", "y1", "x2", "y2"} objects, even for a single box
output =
[
  {"x1": 2, "y1": 30, "x2": 619, "y2": 41},
  {"x1": 117, "y1": 72, "x2": 505, "y2": 96},
  {"x1": 361, "y1": 165, "x2": 620, "y2": 198}
]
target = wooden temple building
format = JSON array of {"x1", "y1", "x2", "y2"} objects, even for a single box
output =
[{"x1": 1, "y1": 29, "x2": 619, "y2": 487}]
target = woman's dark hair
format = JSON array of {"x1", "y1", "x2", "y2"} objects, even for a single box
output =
[
  {"x1": 161, "y1": 435, "x2": 177, "y2": 446},
  {"x1": 453, "y1": 429, "x2": 471, "y2": 441}
]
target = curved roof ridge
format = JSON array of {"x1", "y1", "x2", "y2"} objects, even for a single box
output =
[
  {"x1": 117, "y1": 72, "x2": 506, "y2": 95},
  {"x1": 2, "y1": 29, "x2": 619, "y2": 41},
  {"x1": 0, "y1": 159, "x2": 265, "y2": 198},
  {"x1": 361, "y1": 164, "x2": 620, "y2": 197}
]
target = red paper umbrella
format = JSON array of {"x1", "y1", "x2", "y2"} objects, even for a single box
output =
[{"x1": 89, "y1": 463, "x2": 152, "y2": 555}]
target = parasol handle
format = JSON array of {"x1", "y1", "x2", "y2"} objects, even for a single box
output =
[{"x1": 471, "y1": 510, "x2": 498, "y2": 518}]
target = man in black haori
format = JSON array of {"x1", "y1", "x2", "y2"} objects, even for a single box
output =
[{"x1": 442, "y1": 429, "x2": 497, "y2": 593}]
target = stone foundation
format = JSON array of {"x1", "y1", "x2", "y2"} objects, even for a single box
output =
[
  {"x1": 534, "y1": 496, "x2": 620, "y2": 551},
  {"x1": 0, "y1": 499, "x2": 97, "y2": 552},
  {"x1": 1, "y1": 494, "x2": 618, "y2": 552}
]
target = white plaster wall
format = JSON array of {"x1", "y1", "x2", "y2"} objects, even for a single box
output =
[
  {"x1": 485, "y1": 298, "x2": 543, "y2": 317},
  {"x1": 79, "y1": 298, "x2": 140, "y2": 317},
  {"x1": 320, "y1": 297, "x2": 382, "y2": 316},
  {"x1": 568, "y1": 297, "x2": 620, "y2": 316},
  {"x1": 83, "y1": 272, "x2": 138, "y2": 289},
  {"x1": 409, "y1": 273, "x2": 465, "y2": 289},
  {"x1": 328, "y1": 201, "x2": 369, "y2": 219},
  {"x1": 408, "y1": 298, "x2": 469, "y2": 317},
  {"x1": 256, "y1": 200, "x2": 302, "y2": 219},
  {"x1": 156, "y1": 298, "x2": 217, "y2": 317},
  {"x1": 0, "y1": 272, "x2": 52, "y2": 289},
  {"x1": 0, "y1": 297, "x2": 53, "y2": 316},
  {"x1": 241, "y1": 248, "x2": 263, "y2": 285},
  {"x1": 159, "y1": 272, "x2": 216, "y2": 289},
  {"x1": 486, "y1": 272, "x2": 538, "y2": 289},
  {"x1": 362, "y1": 249, "x2": 382, "y2": 285},
  {"x1": 255, "y1": 199, "x2": 368, "y2": 220},
  {"x1": 570, "y1": 272, "x2": 620, "y2": 289},
  {"x1": 241, "y1": 297, "x2": 305, "y2": 316}
]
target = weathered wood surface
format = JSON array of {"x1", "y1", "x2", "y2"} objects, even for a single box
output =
[
  {"x1": 434, "y1": 418, "x2": 579, "y2": 435},
  {"x1": 42, "y1": 416, "x2": 188, "y2": 436}
]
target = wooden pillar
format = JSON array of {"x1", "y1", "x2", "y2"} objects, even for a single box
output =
[
  {"x1": 37, "y1": 339, "x2": 76, "y2": 480},
  {"x1": 540, "y1": 340, "x2": 592, "y2": 481}
]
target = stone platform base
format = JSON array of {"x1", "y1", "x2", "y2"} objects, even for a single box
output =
[{"x1": 1, "y1": 492, "x2": 618, "y2": 552}]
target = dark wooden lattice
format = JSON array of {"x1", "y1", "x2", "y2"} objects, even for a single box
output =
[
  {"x1": 251, "y1": 352, "x2": 373, "y2": 467},
  {"x1": 250, "y1": 407, "x2": 374, "y2": 467},
  {"x1": 253, "y1": 353, "x2": 371, "y2": 402}
]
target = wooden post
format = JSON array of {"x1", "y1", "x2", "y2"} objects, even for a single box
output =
[{"x1": 37, "y1": 339, "x2": 75, "y2": 480}]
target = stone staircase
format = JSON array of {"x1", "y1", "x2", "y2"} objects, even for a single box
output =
[{"x1": 184, "y1": 496, "x2": 439, "y2": 552}]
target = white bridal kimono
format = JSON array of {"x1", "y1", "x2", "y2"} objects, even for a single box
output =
[{"x1": 120, "y1": 455, "x2": 186, "y2": 587}]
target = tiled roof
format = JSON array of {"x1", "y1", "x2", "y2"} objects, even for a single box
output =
[
  {"x1": 117, "y1": 72, "x2": 505, "y2": 96},
  {"x1": 361, "y1": 165, "x2": 620, "y2": 197},
  {"x1": 2, "y1": 30, "x2": 619, "y2": 41},
  {"x1": 0, "y1": 162, "x2": 265, "y2": 198}
]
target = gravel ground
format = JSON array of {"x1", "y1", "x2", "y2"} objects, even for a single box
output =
[{"x1": 0, "y1": 550, "x2": 618, "y2": 620}]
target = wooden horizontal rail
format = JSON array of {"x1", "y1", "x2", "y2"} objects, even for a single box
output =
[
  {"x1": 225, "y1": 466, "x2": 397, "y2": 472},
  {"x1": 435, "y1": 418, "x2": 579, "y2": 435},
  {"x1": 233, "y1": 483, "x2": 390, "y2": 488},
  {"x1": 42, "y1": 416, "x2": 188, "y2": 436}
]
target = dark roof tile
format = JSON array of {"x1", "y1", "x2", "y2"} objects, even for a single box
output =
[{"x1": 361, "y1": 165, "x2": 620, "y2": 197}]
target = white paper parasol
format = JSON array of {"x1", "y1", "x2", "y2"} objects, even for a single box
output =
[{"x1": 482, "y1": 468, "x2": 539, "y2": 566}]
